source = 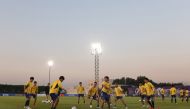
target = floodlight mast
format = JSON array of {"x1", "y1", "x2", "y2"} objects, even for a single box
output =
[
  {"x1": 91, "y1": 43, "x2": 102, "y2": 85},
  {"x1": 48, "y1": 60, "x2": 54, "y2": 83}
]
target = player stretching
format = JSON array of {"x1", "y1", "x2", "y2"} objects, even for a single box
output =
[
  {"x1": 77, "y1": 82, "x2": 85, "y2": 104},
  {"x1": 88, "y1": 82, "x2": 100, "y2": 108},
  {"x1": 160, "y1": 87, "x2": 165, "y2": 101},
  {"x1": 24, "y1": 77, "x2": 34, "y2": 109},
  {"x1": 49, "y1": 76, "x2": 65, "y2": 109},
  {"x1": 31, "y1": 81, "x2": 38, "y2": 107},
  {"x1": 185, "y1": 88, "x2": 189, "y2": 103},
  {"x1": 113, "y1": 83, "x2": 128, "y2": 109},
  {"x1": 170, "y1": 84, "x2": 177, "y2": 104},
  {"x1": 138, "y1": 83, "x2": 147, "y2": 107},
  {"x1": 144, "y1": 78, "x2": 155, "y2": 109},
  {"x1": 100, "y1": 76, "x2": 111, "y2": 109}
]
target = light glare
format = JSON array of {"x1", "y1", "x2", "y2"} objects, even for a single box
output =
[
  {"x1": 48, "y1": 60, "x2": 54, "y2": 67},
  {"x1": 91, "y1": 43, "x2": 102, "y2": 54}
]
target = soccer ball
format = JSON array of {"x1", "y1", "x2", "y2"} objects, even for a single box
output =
[{"x1": 71, "y1": 106, "x2": 77, "y2": 109}]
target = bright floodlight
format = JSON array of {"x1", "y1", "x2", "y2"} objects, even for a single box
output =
[
  {"x1": 91, "y1": 43, "x2": 102, "y2": 54},
  {"x1": 48, "y1": 60, "x2": 54, "y2": 67}
]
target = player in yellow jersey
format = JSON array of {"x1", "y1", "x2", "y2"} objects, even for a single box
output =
[
  {"x1": 144, "y1": 78, "x2": 155, "y2": 109},
  {"x1": 30, "y1": 81, "x2": 38, "y2": 106},
  {"x1": 185, "y1": 88, "x2": 189, "y2": 103},
  {"x1": 113, "y1": 83, "x2": 128, "y2": 109},
  {"x1": 160, "y1": 87, "x2": 165, "y2": 101},
  {"x1": 180, "y1": 87, "x2": 185, "y2": 102},
  {"x1": 24, "y1": 77, "x2": 34, "y2": 109},
  {"x1": 170, "y1": 84, "x2": 177, "y2": 104},
  {"x1": 77, "y1": 82, "x2": 85, "y2": 104},
  {"x1": 138, "y1": 83, "x2": 146, "y2": 107},
  {"x1": 101, "y1": 76, "x2": 111, "y2": 109},
  {"x1": 88, "y1": 82, "x2": 99, "y2": 108},
  {"x1": 49, "y1": 76, "x2": 65, "y2": 109}
]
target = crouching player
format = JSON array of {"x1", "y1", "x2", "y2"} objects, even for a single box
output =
[
  {"x1": 49, "y1": 76, "x2": 65, "y2": 109},
  {"x1": 113, "y1": 83, "x2": 128, "y2": 109},
  {"x1": 101, "y1": 76, "x2": 111, "y2": 109},
  {"x1": 31, "y1": 81, "x2": 38, "y2": 107},
  {"x1": 88, "y1": 82, "x2": 100, "y2": 108},
  {"x1": 144, "y1": 78, "x2": 155, "y2": 109}
]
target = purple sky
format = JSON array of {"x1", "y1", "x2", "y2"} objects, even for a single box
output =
[{"x1": 0, "y1": 0, "x2": 190, "y2": 86}]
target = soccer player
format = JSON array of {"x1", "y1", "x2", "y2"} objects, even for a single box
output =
[
  {"x1": 179, "y1": 88, "x2": 185, "y2": 102},
  {"x1": 138, "y1": 83, "x2": 146, "y2": 107},
  {"x1": 77, "y1": 82, "x2": 85, "y2": 104},
  {"x1": 24, "y1": 77, "x2": 34, "y2": 109},
  {"x1": 170, "y1": 84, "x2": 177, "y2": 104},
  {"x1": 30, "y1": 81, "x2": 38, "y2": 106},
  {"x1": 160, "y1": 87, "x2": 165, "y2": 101},
  {"x1": 144, "y1": 78, "x2": 155, "y2": 109},
  {"x1": 185, "y1": 88, "x2": 189, "y2": 103},
  {"x1": 45, "y1": 83, "x2": 50, "y2": 102},
  {"x1": 88, "y1": 82, "x2": 100, "y2": 108},
  {"x1": 49, "y1": 76, "x2": 65, "y2": 109},
  {"x1": 100, "y1": 76, "x2": 111, "y2": 109},
  {"x1": 113, "y1": 83, "x2": 128, "y2": 109}
]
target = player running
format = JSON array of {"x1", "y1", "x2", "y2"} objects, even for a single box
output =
[
  {"x1": 88, "y1": 82, "x2": 100, "y2": 108},
  {"x1": 144, "y1": 78, "x2": 155, "y2": 109},
  {"x1": 185, "y1": 88, "x2": 189, "y2": 103},
  {"x1": 113, "y1": 83, "x2": 128, "y2": 109},
  {"x1": 170, "y1": 84, "x2": 177, "y2": 104},
  {"x1": 45, "y1": 83, "x2": 51, "y2": 103},
  {"x1": 100, "y1": 76, "x2": 111, "y2": 109},
  {"x1": 30, "y1": 81, "x2": 38, "y2": 107},
  {"x1": 160, "y1": 87, "x2": 165, "y2": 101},
  {"x1": 24, "y1": 77, "x2": 34, "y2": 109},
  {"x1": 49, "y1": 76, "x2": 65, "y2": 109},
  {"x1": 77, "y1": 82, "x2": 86, "y2": 104},
  {"x1": 138, "y1": 83, "x2": 147, "y2": 107}
]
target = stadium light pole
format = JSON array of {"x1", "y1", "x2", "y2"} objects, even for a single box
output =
[
  {"x1": 91, "y1": 43, "x2": 102, "y2": 85},
  {"x1": 48, "y1": 60, "x2": 54, "y2": 83}
]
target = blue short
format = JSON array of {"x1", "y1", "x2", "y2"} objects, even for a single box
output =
[
  {"x1": 25, "y1": 93, "x2": 31, "y2": 98},
  {"x1": 101, "y1": 92, "x2": 110, "y2": 102},
  {"x1": 50, "y1": 93, "x2": 59, "y2": 101}
]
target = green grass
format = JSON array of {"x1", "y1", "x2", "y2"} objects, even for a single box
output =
[{"x1": 0, "y1": 96, "x2": 189, "y2": 109}]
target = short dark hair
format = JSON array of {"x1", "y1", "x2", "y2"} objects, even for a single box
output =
[
  {"x1": 144, "y1": 78, "x2": 149, "y2": 81},
  {"x1": 34, "y1": 81, "x2": 37, "y2": 83},
  {"x1": 59, "y1": 76, "x2": 65, "y2": 80},
  {"x1": 30, "y1": 77, "x2": 34, "y2": 80},
  {"x1": 104, "y1": 76, "x2": 109, "y2": 79},
  {"x1": 94, "y1": 82, "x2": 97, "y2": 84},
  {"x1": 79, "y1": 82, "x2": 82, "y2": 84}
]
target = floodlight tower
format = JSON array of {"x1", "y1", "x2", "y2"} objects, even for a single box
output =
[
  {"x1": 91, "y1": 43, "x2": 102, "y2": 85},
  {"x1": 48, "y1": 60, "x2": 54, "y2": 83}
]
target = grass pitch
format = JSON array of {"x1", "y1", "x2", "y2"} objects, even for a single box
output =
[{"x1": 0, "y1": 96, "x2": 189, "y2": 109}]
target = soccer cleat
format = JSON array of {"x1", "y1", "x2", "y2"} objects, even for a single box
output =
[{"x1": 90, "y1": 105, "x2": 93, "y2": 108}]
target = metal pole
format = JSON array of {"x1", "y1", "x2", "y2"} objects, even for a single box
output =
[
  {"x1": 49, "y1": 66, "x2": 51, "y2": 83},
  {"x1": 95, "y1": 50, "x2": 100, "y2": 85}
]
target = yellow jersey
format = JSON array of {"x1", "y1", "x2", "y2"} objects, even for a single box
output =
[
  {"x1": 144, "y1": 82, "x2": 155, "y2": 96},
  {"x1": 101, "y1": 81, "x2": 111, "y2": 94},
  {"x1": 185, "y1": 90, "x2": 189, "y2": 97},
  {"x1": 88, "y1": 86, "x2": 98, "y2": 96},
  {"x1": 139, "y1": 85, "x2": 146, "y2": 95},
  {"x1": 31, "y1": 85, "x2": 38, "y2": 94},
  {"x1": 180, "y1": 89, "x2": 184, "y2": 96},
  {"x1": 160, "y1": 88, "x2": 165, "y2": 95},
  {"x1": 24, "y1": 81, "x2": 33, "y2": 94},
  {"x1": 77, "y1": 86, "x2": 85, "y2": 94},
  {"x1": 115, "y1": 86, "x2": 123, "y2": 97},
  {"x1": 50, "y1": 80, "x2": 63, "y2": 94},
  {"x1": 170, "y1": 87, "x2": 177, "y2": 95}
]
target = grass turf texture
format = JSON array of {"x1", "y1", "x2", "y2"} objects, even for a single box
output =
[{"x1": 0, "y1": 96, "x2": 189, "y2": 109}]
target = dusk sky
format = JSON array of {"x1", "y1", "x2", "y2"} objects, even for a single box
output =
[{"x1": 0, "y1": 0, "x2": 190, "y2": 87}]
